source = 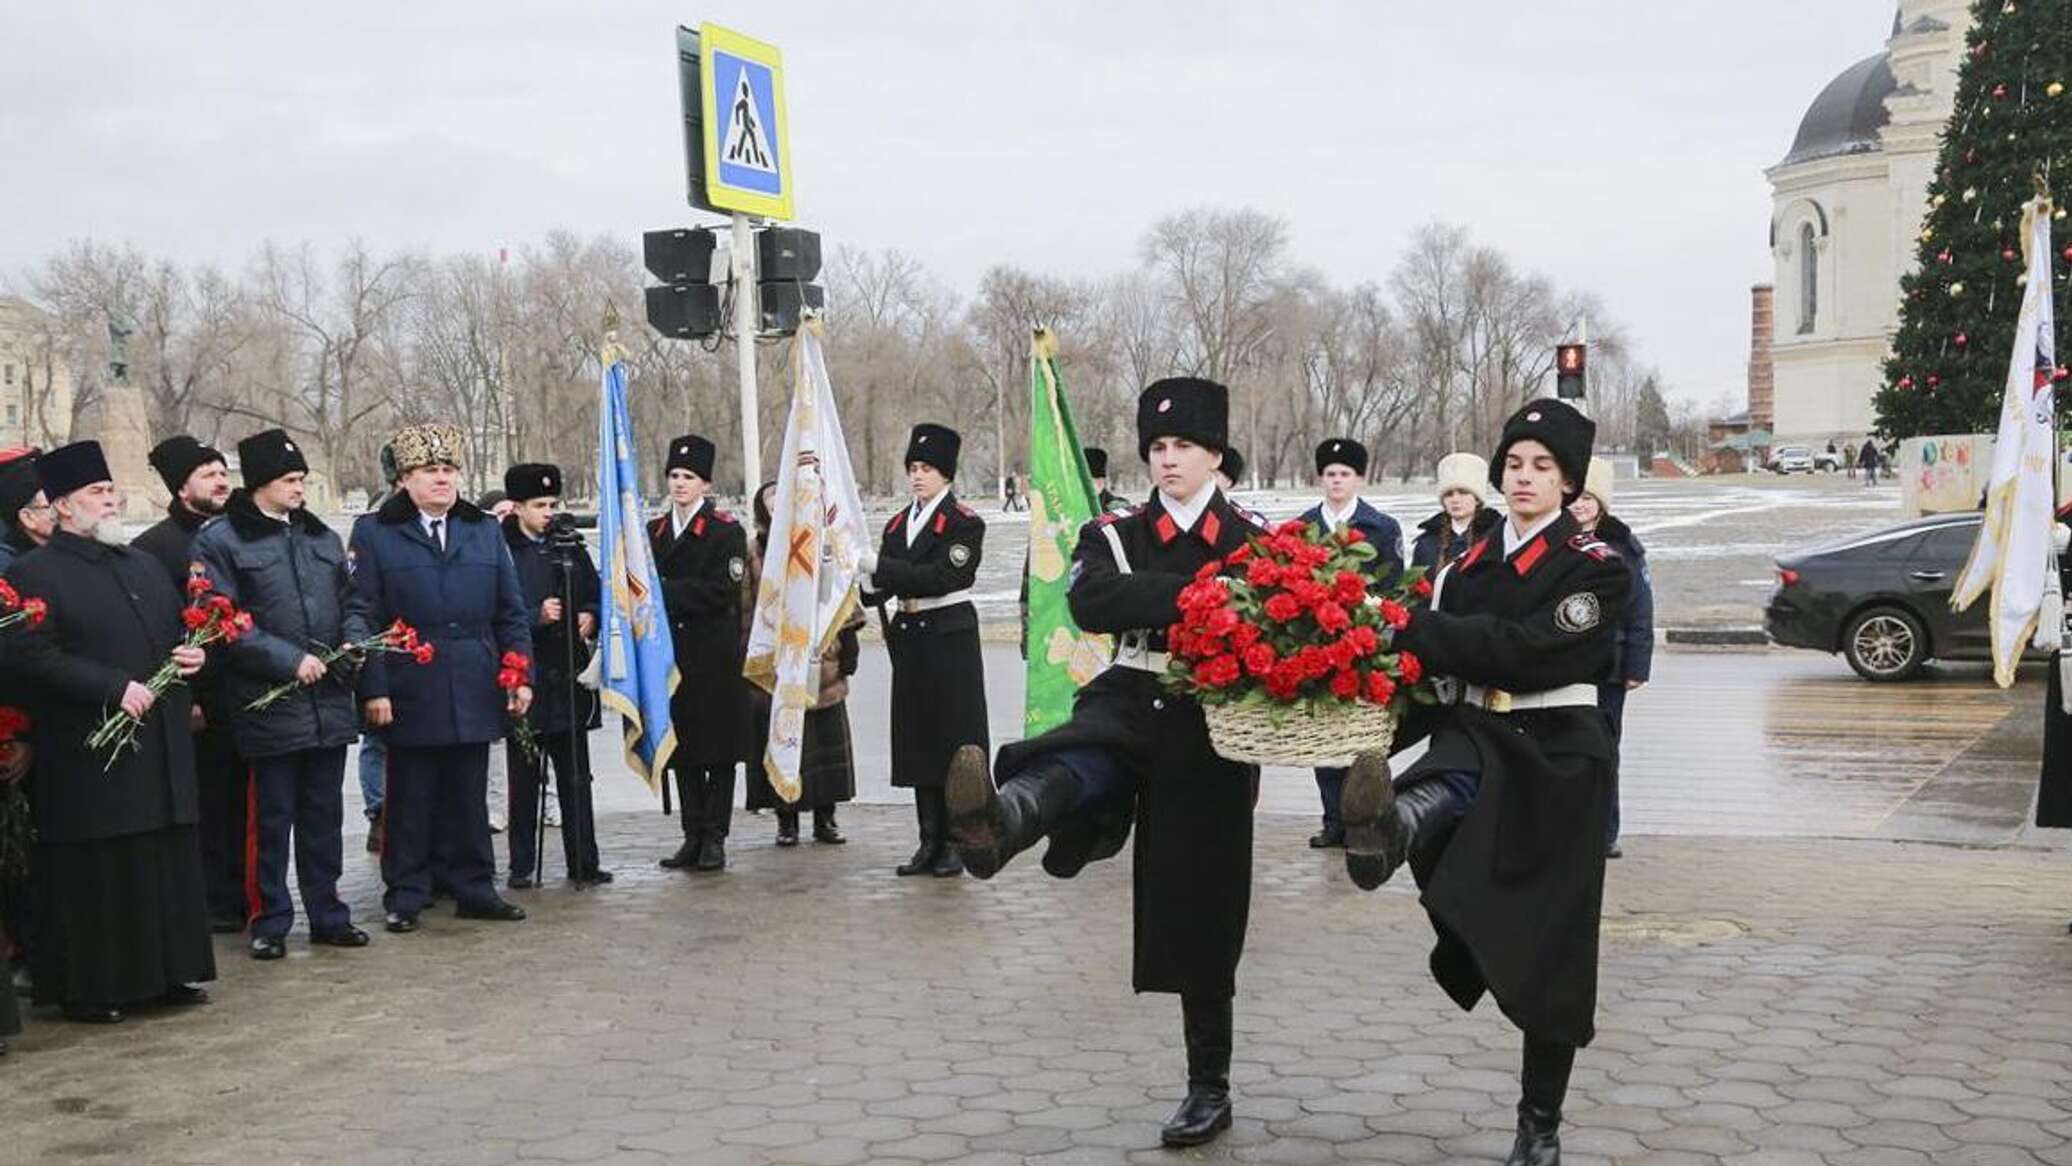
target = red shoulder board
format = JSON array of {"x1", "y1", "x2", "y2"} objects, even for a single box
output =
[
  {"x1": 955, "y1": 502, "x2": 976, "y2": 519},
  {"x1": 933, "y1": 512, "x2": 948, "y2": 535},
  {"x1": 1568, "y1": 534, "x2": 1619, "y2": 562},
  {"x1": 1460, "y1": 536, "x2": 1492, "y2": 570},
  {"x1": 886, "y1": 510, "x2": 906, "y2": 534},
  {"x1": 711, "y1": 508, "x2": 738, "y2": 525}
]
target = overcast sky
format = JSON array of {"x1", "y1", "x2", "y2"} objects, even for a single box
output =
[{"x1": 2, "y1": 1, "x2": 1902, "y2": 408}]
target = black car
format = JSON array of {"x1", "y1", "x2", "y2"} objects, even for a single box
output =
[{"x1": 1764, "y1": 511, "x2": 2032, "y2": 681}]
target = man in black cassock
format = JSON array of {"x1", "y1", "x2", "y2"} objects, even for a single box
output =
[{"x1": 2, "y1": 441, "x2": 214, "y2": 1023}]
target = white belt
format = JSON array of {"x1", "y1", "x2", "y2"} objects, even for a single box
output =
[
  {"x1": 897, "y1": 590, "x2": 973, "y2": 615},
  {"x1": 1459, "y1": 683, "x2": 1597, "y2": 714},
  {"x1": 1112, "y1": 634, "x2": 1169, "y2": 674}
]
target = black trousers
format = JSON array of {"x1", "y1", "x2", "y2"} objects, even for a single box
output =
[
  {"x1": 509, "y1": 730, "x2": 601, "y2": 880},
  {"x1": 672, "y1": 764, "x2": 735, "y2": 842},
  {"x1": 382, "y1": 743, "x2": 497, "y2": 915},
  {"x1": 193, "y1": 724, "x2": 248, "y2": 924},
  {"x1": 246, "y1": 747, "x2": 351, "y2": 940}
]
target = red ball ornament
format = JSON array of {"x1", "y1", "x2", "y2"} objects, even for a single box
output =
[
  {"x1": 1937, "y1": 250, "x2": 1954, "y2": 265},
  {"x1": 1899, "y1": 375, "x2": 1916, "y2": 390},
  {"x1": 2005, "y1": 248, "x2": 2020, "y2": 261},
  {"x1": 2057, "y1": 367, "x2": 2072, "y2": 384},
  {"x1": 1972, "y1": 41, "x2": 1991, "y2": 60},
  {"x1": 2062, "y1": 245, "x2": 2072, "y2": 263},
  {"x1": 1928, "y1": 374, "x2": 1942, "y2": 388},
  {"x1": 1956, "y1": 332, "x2": 1970, "y2": 348},
  {"x1": 1992, "y1": 83, "x2": 2009, "y2": 100}
]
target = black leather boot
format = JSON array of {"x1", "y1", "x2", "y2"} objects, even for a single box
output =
[
  {"x1": 660, "y1": 767, "x2": 703, "y2": 870},
  {"x1": 946, "y1": 746, "x2": 1081, "y2": 880},
  {"x1": 696, "y1": 768, "x2": 733, "y2": 872},
  {"x1": 1505, "y1": 1102, "x2": 1561, "y2": 1165},
  {"x1": 811, "y1": 806, "x2": 845, "y2": 844},
  {"x1": 1161, "y1": 996, "x2": 1233, "y2": 1147},
  {"x1": 1344, "y1": 759, "x2": 1469, "y2": 892},
  {"x1": 775, "y1": 810, "x2": 800, "y2": 847},
  {"x1": 897, "y1": 791, "x2": 937, "y2": 876}
]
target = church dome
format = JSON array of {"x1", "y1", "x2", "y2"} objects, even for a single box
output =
[{"x1": 1780, "y1": 53, "x2": 1897, "y2": 167}]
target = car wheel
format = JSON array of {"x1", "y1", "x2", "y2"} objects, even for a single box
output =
[{"x1": 1843, "y1": 606, "x2": 1927, "y2": 681}]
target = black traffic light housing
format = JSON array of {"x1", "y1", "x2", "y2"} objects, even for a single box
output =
[
  {"x1": 643, "y1": 227, "x2": 722, "y2": 340},
  {"x1": 1555, "y1": 343, "x2": 1587, "y2": 400}
]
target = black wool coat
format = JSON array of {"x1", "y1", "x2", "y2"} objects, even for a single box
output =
[
  {"x1": 650, "y1": 503, "x2": 750, "y2": 766},
  {"x1": 2037, "y1": 557, "x2": 2072, "y2": 828},
  {"x1": 862, "y1": 492, "x2": 988, "y2": 790},
  {"x1": 3, "y1": 532, "x2": 198, "y2": 844},
  {"x1": 994, "y1": 490, "x2": 1267, "y2": 998},
  {"x1": 502, "y1": 516, "x2": 602, "y2": 737},
  {"x1": 190, "y1": 491, "x2": 364, "y2": 759},
  {"x1": 1394, "y1": 510, "x2": 1633, "y2": 1047}
]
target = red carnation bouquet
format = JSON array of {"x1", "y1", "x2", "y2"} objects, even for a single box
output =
[
  {"x1": 245, "y1": 618, "x2": 435, "y2": 712},
  {"x1": 0, "y1": 578, "x2": 47, "y2": 632},
  {"x1": 0, "y1": 705, "x2": 32, "y2": 879},
  {"x1": 498, "y1": 652, "x2": 541, "y2": 762},
  {"x1": 1164, "y1": 518, "x2": 1435, "y2": 765},
  {"x1": 87, "y1": 573, "x2": 253, "y2": 768}
]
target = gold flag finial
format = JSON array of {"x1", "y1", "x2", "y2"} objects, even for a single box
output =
[
  {"x1": 1031, "y1": 326, "x2": 1057, "y2": 361},
  {"x1": 601, "y1": 299, "x2": 626, "y2": 365}
]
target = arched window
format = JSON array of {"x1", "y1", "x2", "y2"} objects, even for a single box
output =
[{"x1": 1798, "y1": 222, "x2": 1818, "y2": 334}]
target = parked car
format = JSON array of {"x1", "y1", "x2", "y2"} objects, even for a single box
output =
[
  {"x1": 1768, "y1": 445, "x2": 1816, "y2": 474},
  {"x1": 1764, "y1": 511, "x2": 2044, "y2": 680}
]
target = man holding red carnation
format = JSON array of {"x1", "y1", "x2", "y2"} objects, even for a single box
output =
[
  {"x1": 193, "y1": 429, "x2": 370, "y2": 960},
  {"x1": 345, "y1": 424, "x2": 533, "y2": 934},
  {"x1": 1, "y1": 440, "x2": 214, "y2": 1024},
  {"x1": 1339, "y1": 398, "x2": 1632, "y2": 1166},
  {"x1": 946, "y1": 377, "x2": 1266, "y2": 1149}
]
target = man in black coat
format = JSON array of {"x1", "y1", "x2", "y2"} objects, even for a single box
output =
[
  {"x1": 3, "y1": 441, "x2": 214, "y2": 1022},
  {"x1": 500, "y1": 463, "x2": 608, "y2": 888},
  {"x1": 1300, "y1": 437, "x2": 1405, "y2": 850},
  {"x1": 1340, "y1": 399, "x2": 1632, "y2": 1166},
  {"x1": 130, "y1": 435, "x2": 247, "y2": 933},
  {"x1": 651, "y1": 435, "x2": 750, "y2": 874},
  {"x1": 346, "y1": 424, "x2": 532, "y2": 933},
  {"x1": 192, "y1": 430, "x2": 370, "y2": 961},
  {"x1": 860, "y1": 423, "x2": 988, "y2": 879},
  {"x1": 947, "y1": 379, "x2": 1265, "y2": 1149}
]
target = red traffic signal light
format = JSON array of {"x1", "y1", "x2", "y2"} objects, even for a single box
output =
[{"x1": 1556, "y1": 343, "x2": 1587, "y2": 399}]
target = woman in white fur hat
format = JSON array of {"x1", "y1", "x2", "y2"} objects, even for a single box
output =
[
  {"x1": 1410, "y1": 452, "x2": 1502, "y2": 571},
  {"x1": 1569, "y1": 457, "x2": 1654, "y2": 860}
]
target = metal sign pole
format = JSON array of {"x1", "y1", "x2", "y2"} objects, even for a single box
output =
[{"x1": 732, "y1": 212, "x2": 762, "y2": 494}]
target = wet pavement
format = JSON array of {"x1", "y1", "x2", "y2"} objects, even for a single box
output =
[{"x1": 9, "y1": 617, "x2": 2072, "y2": 1165}]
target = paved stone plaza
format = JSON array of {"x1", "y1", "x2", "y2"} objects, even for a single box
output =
[{"x1": 5, "y1": 802, "x2": 2072, "y2": 1165}]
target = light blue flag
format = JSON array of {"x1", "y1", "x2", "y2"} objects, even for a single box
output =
[{"x1": 593, "y1": 350, "x2": 679, "y2": 789}]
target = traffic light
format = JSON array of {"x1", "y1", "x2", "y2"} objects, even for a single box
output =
[
  {"x1": 1555, "y1": 343, "x2": 1587, "y2": 400},
  {"x1": 755, "y1": 226, "x2": 824, "y2": 336},
  {"x1": 643, "y1": 227, "x2": 722, "y2": 339}
]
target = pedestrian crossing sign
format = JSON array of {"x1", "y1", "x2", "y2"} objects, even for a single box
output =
[{"x1": 698, "y1": 22, "x2": 794, "y2": 221}]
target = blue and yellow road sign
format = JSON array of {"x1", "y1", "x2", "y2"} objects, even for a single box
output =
[{"x1": 698, "y1": 22, "x2": 794, "y2": 221}]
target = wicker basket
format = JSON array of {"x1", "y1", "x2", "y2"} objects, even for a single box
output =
[{"x1": 1202, "y1": 700, "x2": 1398, "y2": 768}]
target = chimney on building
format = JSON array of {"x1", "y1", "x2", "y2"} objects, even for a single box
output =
[{"x1": 1748, "y1": 284, "x2": 1775, "y2": 432}]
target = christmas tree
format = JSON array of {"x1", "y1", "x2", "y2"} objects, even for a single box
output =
[{"x1": 1876, "y1": 0, "x2": 2072, "y2": 440}]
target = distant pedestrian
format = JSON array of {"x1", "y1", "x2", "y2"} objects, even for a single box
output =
[
  {"x1": 1843, "y1": 442, "x2": 1857, "y2": 479},
  {"x1": 1572, "y1": 458, "x2": 1654, "y2": 859},
  {"x1": 1860, "y1": 438, "x2": 1881, "y2": 485}
]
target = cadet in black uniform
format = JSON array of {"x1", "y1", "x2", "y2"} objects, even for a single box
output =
[
  {"x1": 500, "y1": 463, "x2": 608, "y2": 888},
  {"x1": 1340, "y1": 399, "x2": 1631, "y2": 1166},
  {"x1": 860, "y1": 424, "x2": 987, "y2": 878},
  {"x1": 946, "y1": 379, "x2": 1265, "y2": 1149},
  {"x1": 652, "y1": 435, "x2": 751, "y2": 874}
]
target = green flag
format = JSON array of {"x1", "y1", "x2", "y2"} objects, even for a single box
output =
[{"x1": 1023, "y1": 329, "x2": 1111, "y2": 735}]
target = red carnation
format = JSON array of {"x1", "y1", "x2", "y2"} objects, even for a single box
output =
[
  {"x1": 1242, "y1": 641, "x2": 1277, "y2": 677},
  {"x1": 0, "y1": 705, "x2": 29, "y2": 740},
  {"x1": 1276, "y1": 519, "x2": 1309, "y2": 538},
  {"x1": 207, "y1": 594, "x2": 234, "y2": 615},
  {"x1": 1295, "y1": 544, "x2": 1332, "y2": 569},
  {"x1": 496, "y1": 668, "x2": 523, "y2": 690},
  {"x1": 22, "y1": 598, "x2": 46, "y2": 628},
  {"x1": 1224, "y1": 544, "x2": 1255, "y2": 566},
  {"x1": 0, "y1": 579, "x2": 17, "y2": 607},
  {"x1": 185, "y1": 574, "x2": 212, "y2": 598},
  {"x1": 1228, "y1": 622, "x2": 1262, "y2": 651},
  {"x1": 1365, "y1": 671, "x2": 1397, "y2": 706},
  {"x1": 1245, "y1": 557, "x2": 1280, "y2": 587},
  {"x1": 1330, "y1": 668, "x2": 1360, "y2": 700},
  {"x1": 1327, "y1": 638, "x2": 1358, "y2": 670},
  {"x1": 1265, "y1": 662, "x2": 1303, "y2": 700},
  {"x1": 1378, "y1": 599, "x2": 1411, "y2": 631},
  {"x1": 1263, "y1": 593, "x2": 1302, "y2": 623},
  {"x1": 1413, "y1": 577, "x2": 1434, "y2": 600},
  {"x1": 1194, "y1": 560, "x2": 1221, "y2": 582},
  {"x1": 1397, "y1": 651, "x2": 1424, "y2": 686},
  {"x1": 1339, "y1": 527, "x2": 1366, "y2": 545},
  {"x1": 1332, "y1": 571, "x2": 1366, "y2": 605},
  {"x1": 501, "y1": 651, "x2": 530, "y2": 672},
  {"x1": 411, "y1": 643, "x2": 436, "y2": 665},
  {"x1": 1314, "y1": 601, "x2": 1350, "y2": 634},
  {"x1": 1205, "y1": 608, "x2": 1240, "y2": 638},
  {"x1": 181, "y1": 607, "x2": 209, "y2": 631},
  {"x1": 1195, "y1": 654, "x2": 1242, "y2": 689},
  {"x1": 1288, "y1": 578, "x2": 1329, "y2": 609}
]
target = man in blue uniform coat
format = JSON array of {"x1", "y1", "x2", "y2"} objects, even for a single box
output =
[{"x1": 346, "y1": 424, "x2": 532, "y2": 933}]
